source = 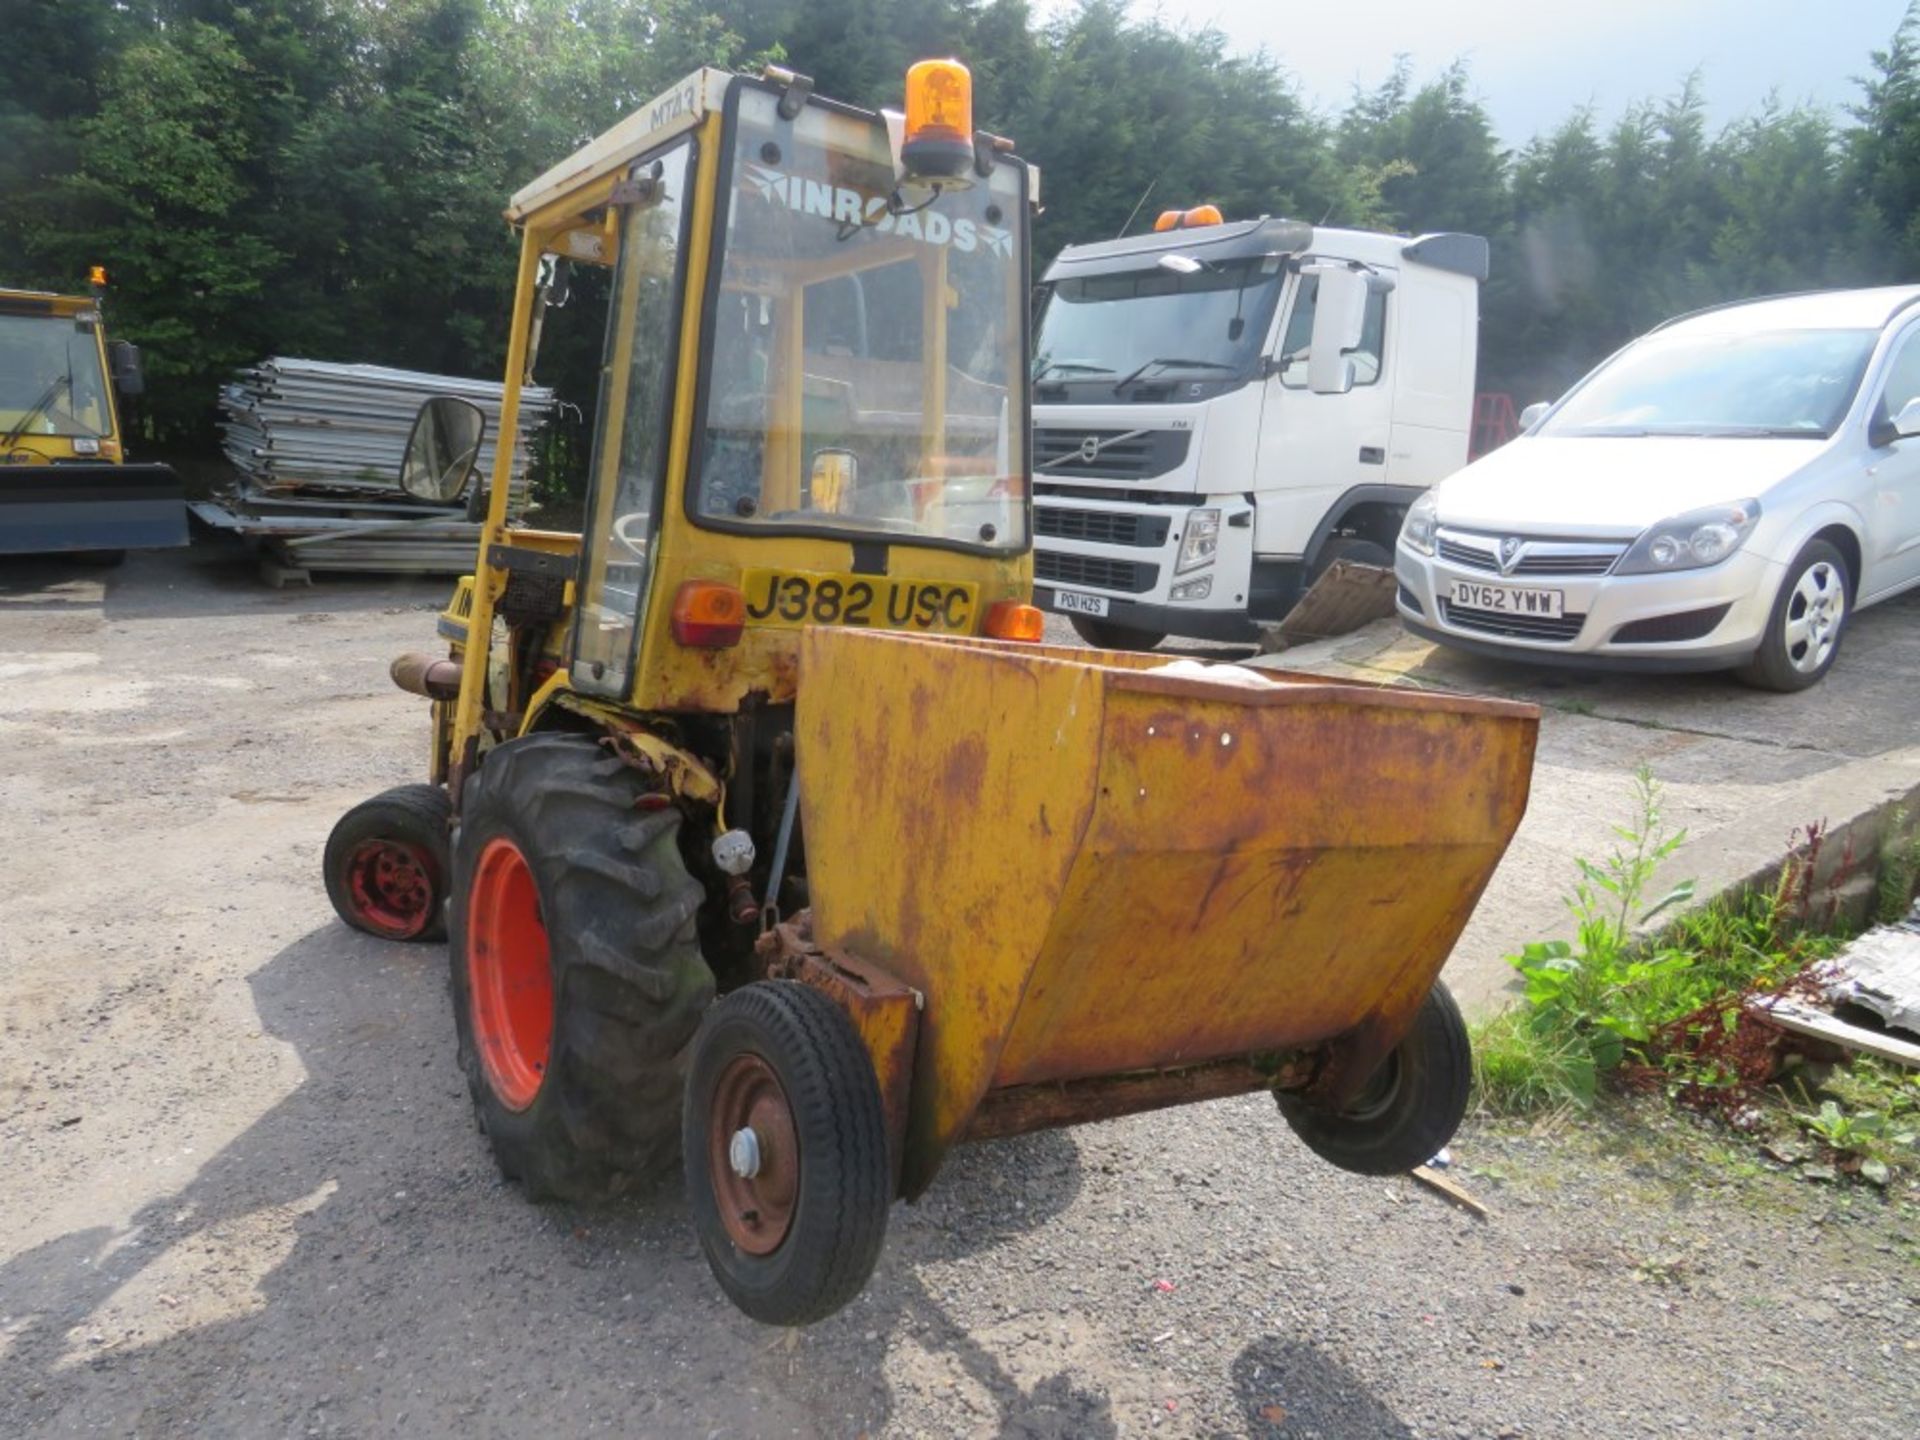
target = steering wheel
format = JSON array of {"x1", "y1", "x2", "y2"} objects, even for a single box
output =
[{"x1": 611, "y1": 510, "x2": 651, "y2": 559}]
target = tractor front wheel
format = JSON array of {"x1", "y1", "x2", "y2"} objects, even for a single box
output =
[
  {"x1": 684, "y1": 981, "x2": 891, "y2": 1326},
  {"x1": 1276, "y1": 982, "x2": 1471, "y2": 1176},
  {"x1": 450, "y1": 733, "x2": 713, "y2": 1200},
  {"x1": 324, "y1": 783, "x2": 451, "y2": 941}
]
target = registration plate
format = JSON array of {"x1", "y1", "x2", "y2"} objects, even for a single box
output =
[
  {"x1": 1449, "y1": 579, "x2": 1565, "y2": 619},
  {"x1": 741, "y1": 568, "x2": 978, "y2": 633},
  {"x1": 1046, "y1": 586, "x2": 1110, "y2": 618}
]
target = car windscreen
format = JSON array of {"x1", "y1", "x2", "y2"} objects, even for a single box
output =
[
  {"x1": 1541, "y1": 327, "x2": 1878, "y2": 439},
  {"x1": 1033, "y1": 256, "x2": 1285, "y2": 388}
]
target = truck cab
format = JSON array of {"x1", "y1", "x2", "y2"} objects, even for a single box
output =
[
  {"x1": 0, "y1": 282, "x2": 186, "y2": 560},
  {"x1": 1029, "y1": 213, "x2": 1485, "y2": 647}
]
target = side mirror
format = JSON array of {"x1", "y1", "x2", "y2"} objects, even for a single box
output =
[
  {"x1": 108, "y1": 340, "x2": 145, "y2": 397},
  {"x1": 1306, "y1": 266, "x2": 1370, "y2": 395},
  {"x1": 400, "y1": 397, "x2": 487, "y2": 503},
  {"x1": 1895, "y1": 396, "x2": 1920, "y2": 440},
  {"x1": 1519, "y1": 401, "x2": 1551, "y2": 430}
]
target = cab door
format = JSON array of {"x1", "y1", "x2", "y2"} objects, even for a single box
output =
[
  {"x1": 1250, "y1": 265, "x2": 1396, "y2": 557},
  {"x1": 1862, "y1": 320, "x2": 1920, "y2": 600},
  {"x1": 568, "y1": 139, "x2": 696, "y2": 698}
]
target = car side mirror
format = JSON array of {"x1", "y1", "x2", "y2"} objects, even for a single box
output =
[
  {"x1": 400, "y1": 397, "x2": 487, "y2": 503},
  {"x1": 1895, "y1": 396, "x2": 1920, "y2": 440},
  {"x1": 108, "y1": 340, "x2": 145, "y2": 397},
  {"x1": 1518, "y1": 401, "x2": 1551, "y2": 430}
]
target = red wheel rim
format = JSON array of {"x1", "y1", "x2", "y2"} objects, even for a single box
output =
[
  {"x1": 344, "y1": 838, "x2": 438, "y2": 939},
  {"x1": 708, "y1": 1053, "x2": 799, "y2": 1255},
  {"x1": 467, "y1": 838, "x2": 553, "y2": 1111}
]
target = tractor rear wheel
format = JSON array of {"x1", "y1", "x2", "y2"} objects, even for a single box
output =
[
  {"x1": 324, "y1": 783, "x2": 452, "y2": 941},
  {"x1": 450, "y1": 732, "x2": 713, "y2": 1201},
  {"x1": 684, "y1": 981, "x2": 891, "y2": 1325},
  {"x1": 1276, "y1": 982, "x2": 1471, "y2": 1176}
]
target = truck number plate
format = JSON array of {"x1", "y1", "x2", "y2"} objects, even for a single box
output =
[
  {"x1": 1046, "y1": 587, "x2": 1110, "y2": 618},
  {"x1": 741, "y1": 568, "x2": 978, "y2": 633},
  {"x1": 1449, "y1": 579, "x2": 1564, "y2": 619}
]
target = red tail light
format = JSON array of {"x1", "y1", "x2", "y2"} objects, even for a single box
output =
[{"x1": 671, "y1": 581, "x2": 746, "y2": 647}]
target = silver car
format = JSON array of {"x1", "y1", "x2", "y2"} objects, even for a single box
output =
[{"x1": 1395, "y1": 286, "x2": 1920, "y2": 690}]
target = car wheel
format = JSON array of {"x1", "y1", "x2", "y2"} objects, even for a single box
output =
[{"x1": 1736, "y1": 539, "x2": 1850, "y2": 692}]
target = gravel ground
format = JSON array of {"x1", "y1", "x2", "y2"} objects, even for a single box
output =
[{"x1": 2, "y1": 547, "x2": 1915, "y2": 1439}]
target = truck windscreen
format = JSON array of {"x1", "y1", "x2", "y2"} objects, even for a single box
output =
[
  {"x1": 0, "y1": 314, "x2": 111, "y2": 440},
  {"x1": 1034, "y1": 256, "x2": 1285, "y2": 397}
]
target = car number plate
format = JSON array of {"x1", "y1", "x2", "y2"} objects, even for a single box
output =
[
  {"x1": 741, "y1": 568, "x2": 978, "y2": 633},
  {"x1": 1046, "y1": 587, "x2": 1110, "y2": 618},
  {"x1": 1449, "y1": 579, "x2": 1565, "y2": 618}
]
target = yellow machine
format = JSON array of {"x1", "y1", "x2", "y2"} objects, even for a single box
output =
[
  {"x1": 325, "y1": 60, "x2": 1538, "y2": 1326},
  {"x1": 0, "y1": 275, "x2": 186, "y2": 560}
]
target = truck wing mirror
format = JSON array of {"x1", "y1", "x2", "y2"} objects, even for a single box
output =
[
  {"x1": 108, "y1": 340, "x2": 145, "y2": 397},
  {"x1": 400, "y1": 397, "x2": 488, "y2": 503},
  {"x1": 1518, "y1": 401, "x2": 1551, "y2": 431},
  {"x1": 1304, "y1": 265, "x2": 1370, "y2": 396}
]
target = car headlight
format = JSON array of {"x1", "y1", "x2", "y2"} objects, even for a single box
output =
[
  {"x1": 1615, "y1": 500, "x2": 1761, "y2": 575},
  {"x1": 1176, "y1": 508, "x2": 1220, "y2": 574},
  {"x1": 1400, "y1": 491, "x2": 1438, "y2": 556}
]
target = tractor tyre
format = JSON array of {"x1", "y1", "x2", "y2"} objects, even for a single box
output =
[
  {"x1": 450, "y1": 732, "x2": 714, "y2": 1201},
  {"x1": 1276, "y1": 982, "x2": 1471, "y2": 1176},
  {"x1": 1069, "y1": 614, "x2": 1165, "y2": 652},
  {"x1": 684, "y1": 981, "x2": 891, "y2": 1326},
  {"x1": 324, "y1": 783, "x2": 452, "y2": 941}
]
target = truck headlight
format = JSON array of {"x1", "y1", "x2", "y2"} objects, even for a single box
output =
[
  {"x1": 1175, "y1": 508, "x2": 1220, "y2": 574},
  {"x1": 1615, "y1": 500, "x2": 1761, "y2": 575},
  {"x1": 1400, "y1": 491, "x2": 1438, "y2": 556}
]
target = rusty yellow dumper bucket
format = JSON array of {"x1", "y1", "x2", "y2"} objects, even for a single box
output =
[{"x1": 789, "y1": 627, "x2": 1538, "y2": 1200}]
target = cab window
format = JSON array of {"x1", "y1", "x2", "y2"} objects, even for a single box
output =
[{"x1": 1277, "y1": 274, "x2": 1388, "y2": 389}]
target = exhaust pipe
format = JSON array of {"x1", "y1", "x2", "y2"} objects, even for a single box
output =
[{"x1": 390, "y1": 652, "x2": 462, "y2": 700}]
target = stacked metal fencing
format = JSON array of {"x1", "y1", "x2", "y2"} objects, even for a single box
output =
[{"x1": 199, "y1": 358, "x2": 556, "y2": 574}]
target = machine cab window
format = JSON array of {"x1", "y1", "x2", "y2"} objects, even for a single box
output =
[{"x1": 691, "y1": 87, "x2": 1028, "y2": 552}]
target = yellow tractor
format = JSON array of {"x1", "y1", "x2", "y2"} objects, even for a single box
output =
[{"x1": 326, "y1": 60, "x2": 1538, "y2": 1326}]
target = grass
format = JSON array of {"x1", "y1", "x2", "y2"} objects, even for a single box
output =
[{"x1": 1469, "y1": 769, "x2": 1917, "y2": 1190}]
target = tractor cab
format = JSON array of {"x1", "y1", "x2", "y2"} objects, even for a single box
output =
[{"x1": 403, "y1": 62, "x2": 1037, "y2": 766}]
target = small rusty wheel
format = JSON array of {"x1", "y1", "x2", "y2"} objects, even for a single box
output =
[
  {"x1": 324, "y1": 784, "x2": 451, "y2": 942},
  {"x1": 684, "y1": 981, "x2": 890, "y2": 1326},
  {"x1": 706, "y1": 1053, "x2": 801, "y2": 1255},
  {"x1": 344, "y1": 839, "x2": 437, "y2": 937},
  {"x1": 1277, "y1": 981, "x2": 1471, "y2": 1176}
]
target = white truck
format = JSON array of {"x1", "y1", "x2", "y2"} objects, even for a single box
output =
[{"x1": 1029, "y1": 212, "x2": 1486, "y2": 647}]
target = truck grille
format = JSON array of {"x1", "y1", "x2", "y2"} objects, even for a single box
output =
[
  {"x1": 1035, "y1": 550, "x2": 1159, "y2": 595},
  {"x1": 1035, "y1": 506, "x2": 1171, "y2": 548},
  {"x1": 1033, "y1": 427, "x2": 1190, "y2": 481},
  {"x1": 1437, "y1": 530, "x2": 1625, "y2": 577},
  {"x1": 1440, "y1": 599, "x2": 1586, "y2": 643}
]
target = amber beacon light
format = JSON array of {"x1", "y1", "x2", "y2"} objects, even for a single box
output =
[{"x1": 902, "y1": 59, "x2": 974, "y2": 178}]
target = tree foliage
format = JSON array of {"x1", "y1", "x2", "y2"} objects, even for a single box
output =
[{"x1": 6, "y1": 0, "x2": 1920, "y2": 450}]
